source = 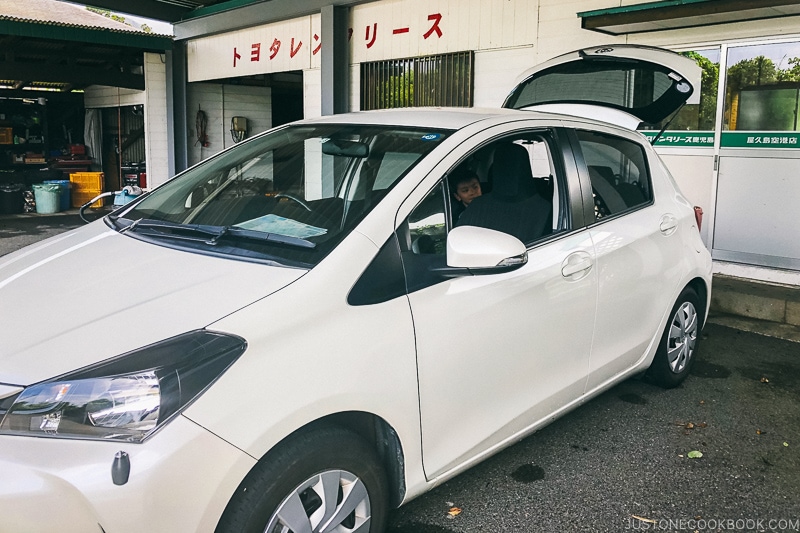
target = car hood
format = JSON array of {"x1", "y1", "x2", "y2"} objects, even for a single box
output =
[{"x1": 0, "y1": 222, "x2": 305, "y2": 385}]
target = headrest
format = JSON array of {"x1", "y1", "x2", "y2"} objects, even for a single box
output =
[{"x1": 489, "y1": 143, "x2": 534, "y2": 199}]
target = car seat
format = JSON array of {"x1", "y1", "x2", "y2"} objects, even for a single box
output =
[{"x1": 457, "y1": 143, "x2": 551, "y2": 243}]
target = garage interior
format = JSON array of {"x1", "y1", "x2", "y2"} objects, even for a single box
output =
[{"x1": 0, "y1": 3, "x2": 172, "y2": 214}]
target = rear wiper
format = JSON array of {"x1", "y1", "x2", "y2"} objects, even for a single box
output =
[{"x1": 122, "y1": 219, "x2": 316, "y2": 249}]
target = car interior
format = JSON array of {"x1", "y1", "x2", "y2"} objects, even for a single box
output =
[
  {"x1": 576, "y1": 130, "x2": 652, "y2": 221},
  {"x1": 397, "y1": 133, "x2": 563, "y2": 293}
]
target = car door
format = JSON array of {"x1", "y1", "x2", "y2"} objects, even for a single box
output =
[
  {"x1": 398, "y1": 127, "x2": 598, "y2": 480},
  {"x1": 567, "y1": 126, "x2": 688, "y2": 391},
  {"x1": 500, "y1": 44, "x2": 703, "y2": 392}
]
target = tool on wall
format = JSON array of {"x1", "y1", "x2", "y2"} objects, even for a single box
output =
[
  {"x1": 195, "y1": 106, "x2": 209, "y2": 147},
  {"x1": 230, "y1": 116, "x2": 248, "y2": 143}
]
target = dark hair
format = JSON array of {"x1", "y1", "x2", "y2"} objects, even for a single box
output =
[{"x1": 449, "y1": 168, "x2": 479, "y2": 192}]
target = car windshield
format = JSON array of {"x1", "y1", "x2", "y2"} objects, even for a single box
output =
[{"x1": 113, "y1": 124, "x2": 450, "y2": 268}]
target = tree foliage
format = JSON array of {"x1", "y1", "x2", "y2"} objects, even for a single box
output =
[
  {"x1": 664, "y1": 51, "x2": 800, "y2": 131},
  {"x1": 86, "y1": 6, "x2": 127, "y2": 24},
  {"x1": 670, "y1": 51, "x2": 720, "y2": 130},
  {"x1": 727, "y1": 56, "x2": 780, "y2": 93}
]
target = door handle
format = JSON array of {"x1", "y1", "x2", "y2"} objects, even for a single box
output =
[
  {"x1": 659, "y1": 214, "x2": 678, "y2": 235},
  {"x1": 561, "y1": 252, "x2": 593, "y2": 279}
]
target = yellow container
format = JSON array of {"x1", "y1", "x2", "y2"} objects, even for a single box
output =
[
  {"x1": 69, "y1": 172, "x2": 104, "y2": 192},
  {"x1": 72, "y1": 190, "x2": 105, "y2": 209}
]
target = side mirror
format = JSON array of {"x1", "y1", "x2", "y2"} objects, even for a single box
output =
[{"x1": 435, "y1": 225, "x2": 527, "y2": 276}]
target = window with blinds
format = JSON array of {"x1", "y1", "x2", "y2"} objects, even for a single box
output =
[{"x1": 360, "y1": 51, "x2": 474, "y2": 110}]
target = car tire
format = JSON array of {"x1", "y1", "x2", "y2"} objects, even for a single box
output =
[
  {"x1": 646, "y1": 287, "x2": 702, "y2": 389},
  {"x1": 216, "y1": 426, "x2": 389, "y2": 533}
]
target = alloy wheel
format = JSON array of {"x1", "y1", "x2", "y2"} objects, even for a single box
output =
[
  {"x1": 667, "y1": 301, "x2": 698, "y2": 374},
  {"x1": 265, "y1": 469, "x2": 372, "y2": 533}
]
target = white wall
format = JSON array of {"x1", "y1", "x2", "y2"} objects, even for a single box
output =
[
  {"x1": 473, "y1": 46, "x2": 534, "y2": 107},
  {"x1": 186, "y1": 83, "x2": 272, "y2": 167},
  {"x1": 187, "y1": 16, "x2": 314, "y2": 82},
  {"x1": 83, "y1": 53, "x2": 170, "y2": 188},
  {"x1": 303, "y1": 69, "x2": 322, "y2": 119},
  {"x1": 349, "y1": 0, "x2": 538, "y2": 63},
  {"x1": 350, "y1": 65, "x2": 361, "y2": 112},
  {"x1": 143, "y1": 53, "x2": 170, "y2": 188},
  {"x1": 535, "y1": 0, "x2": 625, "y2": 62},
  {"x1": 83, "y1": 86, "x2": 144, "y2": 108}
]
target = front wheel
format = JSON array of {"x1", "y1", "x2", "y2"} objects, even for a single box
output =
[
  {"x1": 216, "y1": 427, "x2": 388, "y2": 533},
  {"x1": 646, "y1": 287, "x2": 702, "y2": 388}
]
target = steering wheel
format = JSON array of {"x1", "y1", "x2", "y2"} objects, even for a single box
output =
[{"x1": 274, "y1": 193, "x2": 312, "y2": 212}]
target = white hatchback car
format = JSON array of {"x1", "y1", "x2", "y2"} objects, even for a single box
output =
[{"x1": 0, "y1": 45, "x2": 710, "y2": 533}]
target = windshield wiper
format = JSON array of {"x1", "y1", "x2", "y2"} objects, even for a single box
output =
[
  {"x1": 117, "y1": 217, "x2": 143, "y2": 234},
  {"x1": 120, "y1": 219, "x2": 316, "y2": 249}
]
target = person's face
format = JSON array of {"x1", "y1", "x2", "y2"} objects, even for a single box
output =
[{"x1": 454, "y1": 177, "x2": 482, "y2": 206}]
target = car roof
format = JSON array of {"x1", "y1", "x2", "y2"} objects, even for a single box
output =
[
  {"x1": 297, "y1": 106, "x2": 644, "y2": 136},
  {"x1": 301, "y1": 107, "x2": 532, "y2": 130}
]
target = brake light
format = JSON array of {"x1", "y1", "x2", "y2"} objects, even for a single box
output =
[{"x1": 693, "y1": 206, "x2": 703, "y2": 232}]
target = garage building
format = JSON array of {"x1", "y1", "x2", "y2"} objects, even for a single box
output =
[{"x1": 47, "y1": 0, "x2": 800, "y2": 287}]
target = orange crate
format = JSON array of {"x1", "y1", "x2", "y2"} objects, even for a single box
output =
[
  {"x1": 0, "y1": 128, "x2": 12, "y2": 144},
  {"x1": 69, "y1": 172, "x2": 104, "y2": 192},
  {"x1": 72, "y1": 190, "x2": 105, "y2": 209}
]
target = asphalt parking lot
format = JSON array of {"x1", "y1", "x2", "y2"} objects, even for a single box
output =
[
  {"x1": 2, "y1": 212, "x2": 799, "y2": 533},
  {"x1": 386, "y1": 322, "x2": 800, "y2": 532},
  {"x1": 0, "y1": 211, "x2": 87, "y2": 254}
]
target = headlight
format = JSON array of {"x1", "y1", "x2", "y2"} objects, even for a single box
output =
[{"x1": 0, "y1": 330, "x2": 246, "y2": 443}]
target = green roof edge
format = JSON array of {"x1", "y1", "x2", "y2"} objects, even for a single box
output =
[
  {"x1": 577, "y1": 0, "x2": 713, "y2": 18},
  {"x1": 0, "y1": 18, "x2": 173, "y2": 50},
  {"x1": 184, "y1": 0, "x2": 269, "y2": 20}
]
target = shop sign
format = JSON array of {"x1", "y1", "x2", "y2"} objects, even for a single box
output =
[
  {"x1": 640, "y1": 131, "x2": 800, "y2": 148},
  {"x1": 187, "y1": 16, "x2": 317, "y2": 82},
  {"x1": 640, "y1": 131, "x2": 715, "y2": 147},
  {"x1": 350, "y1": 0, "x2": 536, "y2": 62},
  {"x1": 720, "y1": 132, "x2": 800, "y2": 149},
  {"x1": 187, "y1": 0, "x2": 535, "y2": 81}
]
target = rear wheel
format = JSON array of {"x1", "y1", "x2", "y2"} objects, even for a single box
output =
[
  {"x1": 216, "y1": 427, "x2": 388, "y2": 533},
  {"x1": 646, "y1": 287, "x2": 701, "y2": 388}
]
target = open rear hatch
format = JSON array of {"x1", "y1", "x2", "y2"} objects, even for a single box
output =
[{"x1": 503, "y1": 44, "x2": 702, "y2": 127}]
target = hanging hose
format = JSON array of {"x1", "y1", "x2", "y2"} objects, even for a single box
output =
[
  {"x1": 78, "y1": 186, "x2": 143, "y2": 223},
  {"x1": 79, "y1": 192, "x2": 116, "y2": 223},
  {"x1": 195, "y1": 108, "x2": 209, "y2": 147}
]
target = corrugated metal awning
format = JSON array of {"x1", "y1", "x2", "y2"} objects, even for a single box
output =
[
  {"x1": 76, "y1": 0, "x2": 261, "y2": 23},
  {"x1": 578, "y1": 0, "x2": 800, "y2": 35},
  {"x1": 0, "y1": 11, "x2": 172, "y2": 92},
  {"x1": 0, "y1": 16, "x2": 172, "y2": 49}
]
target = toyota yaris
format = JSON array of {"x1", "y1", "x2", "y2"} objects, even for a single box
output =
[{"x1": 0, "y1": 45, "x2": 711, "y2": 532}]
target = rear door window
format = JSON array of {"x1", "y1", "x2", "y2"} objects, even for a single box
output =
[{"x1": 575, "y1": 130, "x2": 652, "y2": 220}]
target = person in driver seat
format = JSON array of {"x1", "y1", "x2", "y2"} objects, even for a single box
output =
[{"x1": 450, "y1": 169, "x2": 483, "y2": 220}]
